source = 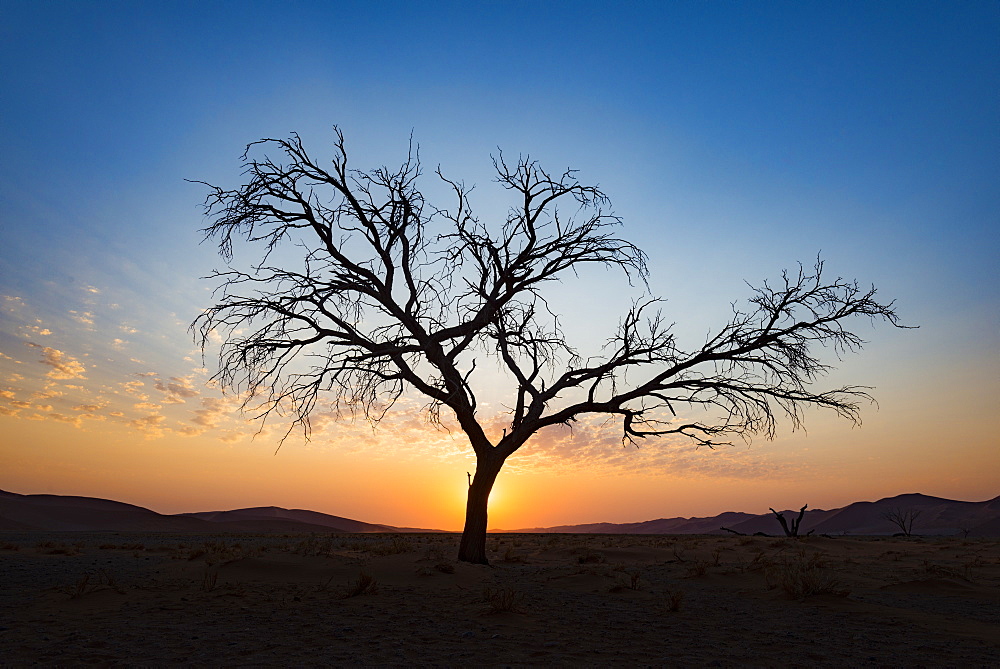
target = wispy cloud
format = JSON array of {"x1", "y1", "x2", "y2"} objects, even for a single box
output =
[
  {"x1": 129, "y1": 413, "x2": 166, "y2": 438},
  {"x1": 190, "y1": 396, "x2": 238, "y2": 428},
  {"x1": 69, "y1": 310, "x2": 95, "y2": 326},
  {"x1": 22, "y1": 325, "x2": 52, "y2": 337},
  {"x1": 154, "y1": 376, "x2": 199, "y2": 403},
  {"x1": 28, "y1": 344, "x2": 87, "y2": 380}
]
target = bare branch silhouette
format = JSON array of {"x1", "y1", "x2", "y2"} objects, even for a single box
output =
[
  {"x1": 192, "y1": 127, "x2": 908, "y2": 563},
  {"x1": 770, "y1": 504, "x2": 811, "y2": 537},
  {"x1": 882, "y1": 507, "x2": 922, "y2": 536}
]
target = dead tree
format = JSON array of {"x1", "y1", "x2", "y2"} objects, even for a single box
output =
[
  {"x1": 191, "y1": 127, "x2": 907, "y2": 564},
  {"x1": 882, "y1": 507, "x2": 922, "y2": 536},
  {"x1": 770, "y1": 504, "x2": 811, "y2": 537}
]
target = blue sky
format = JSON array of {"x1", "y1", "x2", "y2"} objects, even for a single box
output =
[{"x1": 0, "y1": 1, "x2": 997, "y2": 525}]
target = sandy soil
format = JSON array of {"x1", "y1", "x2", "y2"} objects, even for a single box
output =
[{"x1": 1, "y1": 532, "x2": 998, "y2": 666}]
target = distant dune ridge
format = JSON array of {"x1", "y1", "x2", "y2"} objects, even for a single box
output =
[
  {"x1": 511, "y1": 493, "x2": 1000, "y2": 537},
  {"x1": 0, "y1": 489, "x2": 997, "y2": 535},
  {"x1": 0, "y1": 490, "x2": 430, "y2": 533}
]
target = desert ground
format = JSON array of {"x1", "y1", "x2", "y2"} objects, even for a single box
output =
[{"x1": 1, "y1": 532, "x2": 998, "y2": 666}]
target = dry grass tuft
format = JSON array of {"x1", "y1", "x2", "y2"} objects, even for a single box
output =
[
  {"x1": 923, "y1": 560, "x2": 972, "y2": 581},
  {"x1": 482, "y1": 586, "x2": 524, "y2": 614},
  {"x1": 610, "y1": 568, "x2": 643, "y2": 592},
  {"x1": 662, "y1": 589, "x2": 685, "y2": 612},
  {"x1": 37, "y1": 541, "x2": 80, "y2": 556},
  {"x1": 371, "y1": 536, "x2": 413, "y2": 556},
  {"x1": 576, "y1": 550, "x2": 604, "y2": 564},
  {"x1": 65, "y1": 569, "x2": 125, "y2": 599},
  {"x1": 685, "y1": 561, "x2": 709, "y2": 578},
  {"x1": 342, "y1": 571, "x2": 378, "y2": 598},
  {"x1": 201, "y1": 568, "x2": 218, "y2": 592},
  {"x1": 501, "y1": 546, "x2": 527, "y2": 563},
  {"x1": 766, "y1": 558, "x2": 848, "y2": 598},
  {"x1": 293, "y1": 536, "x2": 336, "y2": 556}
]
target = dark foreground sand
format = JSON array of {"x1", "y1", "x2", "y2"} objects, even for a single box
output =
[{"x1": 1, "y1": 532, "x2": 998, "y2": 666}]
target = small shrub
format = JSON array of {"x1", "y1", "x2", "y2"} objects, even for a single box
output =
[
  {"x1": 663, "y1": 589, "x2": 685, "y2": 612},
  {"x1": 68, "y1": 573, "x2": 93, "y2": 599},
  {"x1": 201, "y1": 568, "x2": 219, "y2": 592},
  {"x1": 611, "y1": 568, "x2": 643, "y2": 592},
  {"x1": 295, "y1": 536, "x2": 335, "y2": 556},
  {"x1": 482, "y1": 586, "x2": 524, "y2": 613},
  {"x1": 766, "y1": 558, "x2": 848, "y2": 598},
  {"x1": 922, "y1": 560, "x2": 970, "y2": 581},
  {"x1": 37, "y1": 541, "x2": 79, "y2": 556},
  {"x1": 342, "y1": 571, "x2": 378, "y2": 598},
  {"x1": 66, "y1": 569, "x2": 125, "y2": 598},
  {"x1": 685, "y1": 561, "x2": 709, "y2": 578},
  {"x1": 371, "y1": 536, "x2": 412, "y2": 556},
  {"x1": 735, "y1": 550, "x2": 770, "y2": 573},
  {"x1": 434, "y1": 562, "x2": 455, "y2": 574},
  {"x1": 501, "y1": 546, "x2": 526, "y2": 563}
]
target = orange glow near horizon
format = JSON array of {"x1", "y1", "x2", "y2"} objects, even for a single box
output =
[
  {"x1": 2, "y1": 0, "x2": 999, "y2": 541},
  {"x1": 2, "y1": 376, "x2": 998, "y2": 532}
]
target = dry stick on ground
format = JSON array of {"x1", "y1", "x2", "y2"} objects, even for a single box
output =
[{"x1": 192, "y1": 126, "x2": 910, "y2": 564}]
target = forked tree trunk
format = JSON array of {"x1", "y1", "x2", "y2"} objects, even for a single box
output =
[{"x1": 457, "y1": 457, "x2": 503, "y2": 564}]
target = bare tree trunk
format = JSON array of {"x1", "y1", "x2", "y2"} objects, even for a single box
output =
[{"x1": 457, "y1": 457, "x2": 503, "y2": 564}]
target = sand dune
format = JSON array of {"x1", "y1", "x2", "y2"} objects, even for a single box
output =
[
  {"x1": 514, "y1": 493, "x2": 1000, "y2": 537},
  {"x1": 4, "y1": 488, "x2": 996, "y2": 537},
  {"x1": 0, "y1": 490, "x2": 428, "y2": 534},
  {"x1": 182, "y1": 506, "x2": 400, "y2": 532}
]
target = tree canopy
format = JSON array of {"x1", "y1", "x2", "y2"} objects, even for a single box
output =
[{"x1": 193, "y1": 127, "x2": 906, "y2": 562}]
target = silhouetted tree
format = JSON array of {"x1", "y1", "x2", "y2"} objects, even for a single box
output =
[
  {"x1": 882, "y1": 507, "x2": 921, "y2": 536},
  {"x1": 770, "y1": 504, "x2": 811, "y2": 537},
  {"x1": 192, "y1": 127, "x2": 906, "y2": 564}
]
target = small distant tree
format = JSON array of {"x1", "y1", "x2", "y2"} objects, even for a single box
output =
[
  {"x1": 882, "y1": 507, "x2": 921, "y2": 536},
  {"x1": 770, "y1": 504, "x2": 810, "y2": 537},
  {"x1": 192, "y1": 127, "x2": 907, "y2": 564}
]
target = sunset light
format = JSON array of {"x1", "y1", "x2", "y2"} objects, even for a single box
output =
[
  {"x1": 2, "y1": 4, "x2": 999, "y2": 665},
  {"x1": 1, "y1": 2, "x2": 997, "y2": 537}
]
